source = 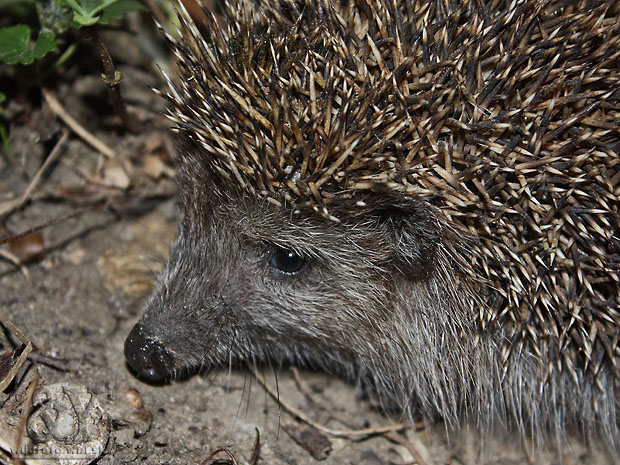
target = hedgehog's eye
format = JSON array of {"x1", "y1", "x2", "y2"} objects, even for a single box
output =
[{"x1": 269, "y1": 246, "x2": 306, "y2": 274}]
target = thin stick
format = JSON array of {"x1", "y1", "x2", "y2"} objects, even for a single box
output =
[
  {"x1": 0, "y1": 130, "x2": 69, "y2": 218},
  {"x1": 250, "y1": 366, "x2": 410, "y2": 439},
  {"x1": 0, "y1": 342, "x2": 32, "y2": 394},
  {"x1": 385, "y1": 431, "x2": 430, "y2": 465},
  {"x1": 0, "y1": 312, "x2": 32, "y2": 346},
  {"x1": 13, "y1": 371, "x2": 39, "y2": 465},
  {"x1": 0, "y1": 203, "x2": 103, "y2": 247},
  {"x1": 0, "y1": 250, "x2": 31, "y2": 282},
  {"x1": 290, "y1": 366, "x2": 318, "y2": 401},
  {"x1": 42, "y1": 89, "x2": 115, "y2": 159},
  {"x1": 0, "y1": 312, "x2": 35, "y2": 393},
  {"x1": 22, "y1": 130, "x2": 69, "y2": 203}
]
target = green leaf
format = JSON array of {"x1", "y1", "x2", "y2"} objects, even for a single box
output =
[
  {"x1": 99, "y1": 0, "x2": 145, "y2": 24},
  {"x1": 0, "y1": 92, "x2": 5, "y2": 104},
  {"x1": 32, "y1": 30, "x2": 56, "y2": 59},
  {"x1": 61, "y1": 0, "x2": 109, "y2": 26},
  {"x1": 0, "y1": 25, "x2": 57, "y2": 65},
  {"x1": 72, "y1": 11, "x2": 100, "y2": 25}
]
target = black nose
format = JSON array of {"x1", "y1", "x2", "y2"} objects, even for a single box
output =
[{"x1": 124, "y1": 324, "x2": 175, "y2": 381}]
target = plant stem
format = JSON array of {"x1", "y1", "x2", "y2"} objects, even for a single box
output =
[
  {"x1": 53, "y1": 42, "x2": 78, "y2": 70},
  {"x1": 81, "y1": 26, "x2": 139, "y2": 133}
]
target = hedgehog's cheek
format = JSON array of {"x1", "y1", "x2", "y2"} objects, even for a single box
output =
[{"x1": 124, "y1": 323, "x2": 176, "y2": 382}]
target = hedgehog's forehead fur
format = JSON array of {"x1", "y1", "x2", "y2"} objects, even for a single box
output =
[{"x1": 164, "y1": 0, "x2": 620, "y2": 383}]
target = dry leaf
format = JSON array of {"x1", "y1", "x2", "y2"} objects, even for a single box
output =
[
  {"x1": 101, "y1": 161, "x2": 131, "y2": 189},
  {"x1": 8, "y1": 232, "x2": 45, "y2": 262},
  {"x1": 144, "y1": 154, "x2": 174, "y2": 180}
]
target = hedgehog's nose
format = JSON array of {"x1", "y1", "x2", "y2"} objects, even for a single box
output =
[{"x1": 124, "y1": 324, "x2": 174, "y2": 382}]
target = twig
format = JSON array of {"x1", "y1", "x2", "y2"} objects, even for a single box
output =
[
  {"x1": 290, "y1": 366, "x2": 319, "y2": 401},
  {"x1": 21, "y1": 130, "x2": 69, "y2": 204},
  {"x1": 0, "y1": 203, "x2": 104, "y2": 247},
  {"x1": 80, "y1": 27, "x2": 138, "y2": 133},
  {"x1": 0, "y1": 130, "x2": 69, "y2": 218},
  {"x1": 0, "y1": 249, "x2": 31, "y2": 282},
  {"x1": 249, "y1": 366, "x2": 409, "y2": 439},
  {"x1": 0, "y1": 313, "x2": 31, "y2": 347},
  {"x1": 42, "y1": 89, "x2": 116, "y2": 159},
  {"x1": 0, "y1": 312, "x2": 34, "y2": 393},
  {"x1": 0, "y1": 342, "x2": 33, "y2": 394},
  {"x1": 384, "y1": 431, "x2": 430, "y2": 465},
  {"x1": 13, "y1": 371, "x2": 40, "y2": 465}
]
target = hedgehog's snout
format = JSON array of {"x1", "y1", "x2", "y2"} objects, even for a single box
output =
[{"x1": 124, "y1": 324, "x2": 175, "y2": 382}]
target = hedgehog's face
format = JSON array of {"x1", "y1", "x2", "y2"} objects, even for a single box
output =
[{"x1": 124, "y1": 190, "x2": 446, "y2": 382}]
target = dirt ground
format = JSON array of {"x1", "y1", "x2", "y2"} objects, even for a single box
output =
[{"x1": 0, "y1": 18, "x2": 615, "y2": 465}]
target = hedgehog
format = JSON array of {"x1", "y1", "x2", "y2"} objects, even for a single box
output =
[{"x1": 124, "y1": 0, "x2": 620, "y2": 449}]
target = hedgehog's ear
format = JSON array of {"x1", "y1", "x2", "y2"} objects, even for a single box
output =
[
  {"x1": 372, "y1": 203, "x2": 438, "y2": 280},
  {"x1": 176, "y1": 138, "x2": 220, "y2": 207}
]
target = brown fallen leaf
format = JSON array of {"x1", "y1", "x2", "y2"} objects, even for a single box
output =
[{"x1": 8, "y1": 232, "x2": 45, "y2": 262}]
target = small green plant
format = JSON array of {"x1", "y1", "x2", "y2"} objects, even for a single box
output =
[
  {"x1": 0, "y1": 0, "x2": 145, "y2": 65},
  {"x1": 65, "y1": 0, "x2": 145, "y2": 26}
]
